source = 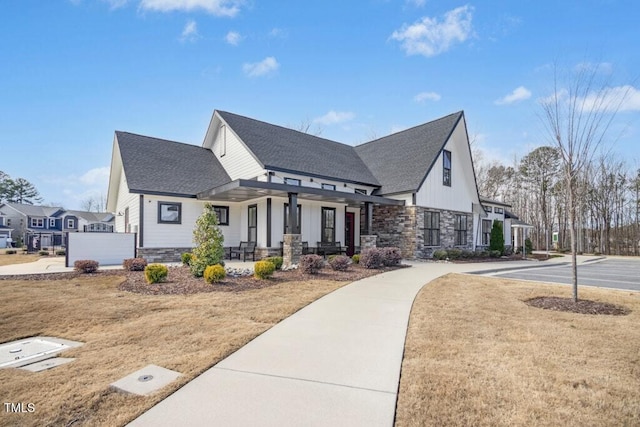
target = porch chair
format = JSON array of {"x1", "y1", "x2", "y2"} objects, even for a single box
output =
[{"x1": 230, "y1": 241, "x2": 256, "y2": 261}]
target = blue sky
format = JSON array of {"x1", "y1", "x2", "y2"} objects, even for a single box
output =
[{"x1": 1, "y1": 0, "x2": 639, "y2": 209}]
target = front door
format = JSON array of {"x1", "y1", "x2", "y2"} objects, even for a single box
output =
[{"x1": 345, "y1": 212, "x2": 355, "y2": 256}]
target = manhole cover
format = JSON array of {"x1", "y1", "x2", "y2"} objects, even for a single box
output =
[{"x1": 138, "y1": 375, "x2": 154, "y2": 382}]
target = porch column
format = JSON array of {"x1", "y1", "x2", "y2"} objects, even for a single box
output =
[
  {"x1": 360, "y1": 202, "x2": 377, "y2": 251},
  {"x1": 283, "y1": 233, "x2": 302, "y2": 268},
  {"x1": 288, "y1": 192, "x2": 300, "y2": 234}
]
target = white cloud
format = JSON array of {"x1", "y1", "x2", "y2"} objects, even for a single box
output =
[
  {"x1": 414, "y1": 91, "x2": 441, "y2": 103},
  {"x1": 313, "y1": 110, "x2": 356, "y2": 126},
  {"x1": 79, "y1": 167, "x2": 110, "y2": 186},
  {"x1": 242, "y1": 57, "x2": 279, "y2": 77},
  {"x1": 269, "y1": 27, "x2": 287, "y2": 38},
  {"x1": 406, "y1": 0, "x2": 426, "y2": 7},
  {"x1": 540, "y1": 85, "x2": 640, "y2": 113},
  {"x1": 102, "y1": 0, "x2": 129, "y2": 9},
  {"x1": 390, "y1": 5, "x2": 473, "y2": 57},
  {"x1": 139, "y1": 0, "x2": 243, "y2": 17},
  {"x1": 180, "y1": 20, "x2": 199, "y2": 42},
  {"x1": 225, "y1": 30, "x2": 242, "y2": 45},
  {"x1": 495, "y1": 86, "x2": 532, "y2": 105},
  {"x1": 575, "y1": 61, "x2": 613, "y2": 74}
]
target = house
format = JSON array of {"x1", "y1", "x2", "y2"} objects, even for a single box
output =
[
  {"x1": 478, "y1": 197, "x2": 533, "y2": 253},
  {"x1": 0, "y1": 202, "x2": 115, "y2": 249},
  {"x1": 107, "y1": 110, "x2": 504, "y2": 263},
  {"x1": 0, "y1": 211, "x2": 13, "y2": 248}
]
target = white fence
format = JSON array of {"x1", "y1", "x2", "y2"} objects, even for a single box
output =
[{"x1": 66, "y1": 233, "x2": 136, "y2": 267}]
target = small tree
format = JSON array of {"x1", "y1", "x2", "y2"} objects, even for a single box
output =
[
  {"x1": 489, "y1": 221, "x2": 505, "y2": 255},
  {"x1": 190, "y1": 203, "x2": 225, "y2": 277}
]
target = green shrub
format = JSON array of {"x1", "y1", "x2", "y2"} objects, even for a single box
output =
[
  {"x1": 432, "y1": 249, "x2": 448, "y2": 260},
  {"x1": 380, "y1": 247, "x2": 402, "y2": 266},
  {"x1": 447, "y1": 248, "x2": 462, "y2": 260},
  {"x1": 5, "y1": 250, "x2": 17, "y2": 255},
  {"x1": 489, "y1": 250, "x2": 502, "y2": 258},
  {"x1": 460, "y1": 249, "x2": 475, "y2": 259},
  {"x1": 328, "y1": 255, "x2": 350, "y2": 271},
  {"x1": 490, "y1": 221, "x2": 505, "y2": 255},
  {"x1": 525, "y1": 238, "x2": 533, "y2": 255},
  {"x1": 475, "y1": 250, "x2": 489, "y2": 258},
  {"x1": 190, "y1": 203, "x2": 225, "y2": 277},
  {"x1": 299, "y1": 254, "x2": 325, "y2": 274},
  {"x1": 55, "y1": 250, "x2": 66, "y2": 256},
  {"x1": 38, "y1": 250, "x2": 49, "y2": 256},
  {"x1": 123, "y1": 257, "x2": 148, "y2": 271},
  {"x1": 204, "y1": 264, "x2": 226, "y2": 284},
  {"x1": 351, "y1": 254, "x2": 360, "y2": 264},
  {"x1": 181, "y1": 252, "x2": 193, "y2": 266},
  {"x1": 144, "y1": 264, "x2": 168, "y2": 284},
  {"x1": 254, "y1": 260, "x2": 275, "y2": 279},
  {"x1": 74, "y1": 260, "x2": 99, "y2": 274},
  {"x1": 360, "y1": 248, "x2": 383, "y2": 269},
  {"x1": 263, "y1": 256, "x2": 283, "y2": 270}
]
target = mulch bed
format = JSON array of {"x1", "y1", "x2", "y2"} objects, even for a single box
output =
[{"x1": 525, "y1": 296, "x2": 630, "y2": 316}]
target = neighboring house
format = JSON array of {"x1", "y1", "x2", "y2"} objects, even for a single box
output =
[
  {"x1": 0, "y1": 202, "x2": 114, "y2": 249},
  {"x1": 0, "y1": 212, "x2": 13, "y2": 248},
  {"x1": 107, "y1": 109, "x2": 499, "y2": 262},
  {"x1": 478, "y1": 196, "x2": 533, "y2": 252}
]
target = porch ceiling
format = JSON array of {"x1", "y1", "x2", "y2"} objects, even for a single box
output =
[{"x1": 197, "y1": 179, "x2": 405, "y2": 207}]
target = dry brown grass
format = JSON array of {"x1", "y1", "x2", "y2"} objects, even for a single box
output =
[
  {"x1": 396, "y1": 274, "x2": 640, "y2": 427},
  {"x1": 0, "y1": 274, "x2": 348, "y2": 426},
  {"x1": 0, "y1": 252, "x2": 40, "y2": 266}
]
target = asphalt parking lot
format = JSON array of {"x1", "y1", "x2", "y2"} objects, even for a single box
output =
[{"x1": 489, "y1": 258, "x2": 640, "y2": 292}]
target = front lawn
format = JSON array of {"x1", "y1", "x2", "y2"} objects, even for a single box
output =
[{"x1": 0, "y1": 251, "x2": 40, "y2": 266}]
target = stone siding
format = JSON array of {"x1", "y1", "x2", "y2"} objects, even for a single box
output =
[
  {"x1": 282, "y1": 234, "x2": 302, "y2": 267},
  {"x1": 137, "y1": 247, "x2": 192, "y2": 263},
  {"x1": 255, "y1": 247, "x2": 281, "y2": 260}
]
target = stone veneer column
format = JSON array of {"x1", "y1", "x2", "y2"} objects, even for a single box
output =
[
  {"x1": 283, "y1": 234, "x2": 302, "y2": 267},
  {"x1": 360, "y1": 235, "x2": 377, "y2": 251}
]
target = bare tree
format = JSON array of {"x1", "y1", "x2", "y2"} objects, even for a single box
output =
[
  {"x1": 80, "y1": 194, "x2": 107, "y2": 212},
  {"x1": 539, "y1": 64, "x2": 629, "y2": 301}
]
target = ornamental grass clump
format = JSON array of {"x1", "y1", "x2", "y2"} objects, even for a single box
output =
[
  {"x1": 74, "y1": 260, "x2": 99, "y2": 274},
  {"x1": 360, "y1": 248, "x2": 383, "y2": 269},
  {"x1": 328, "y1": 255, "x2": 350, "y2": 271},
  {"x1": 123, "y1": 257, "x2": 148, "y2": 271},
  {"x1": 299, "y1": 254, "x2": 324, "y2": 274},
  {"x1": 203, "y1": 264, "x2": 226, "y2": 284},
  {"x1": 254, "y1": 260, "x2": 275, "y2": 279},
  {"x1": 144, "y1": 263, "x2": 168, "y2": 284}
]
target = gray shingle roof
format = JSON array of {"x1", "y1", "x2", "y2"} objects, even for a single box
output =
[
  {"x1": 1, "y1": 202, "x2": 62, "y2": 217},
  {"x1": 116, "y1": 131, "x2": 231, "y2": 197},
  {"x1": 354, "y1": 111, "x2": 464, "y2": 195},
  {"x1": 217, "y1": 111, "x2": 380, "y2": 186}
]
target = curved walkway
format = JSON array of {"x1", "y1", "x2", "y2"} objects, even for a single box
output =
[{"x1": 129, "y1": 258, "x2": 573, "y2": 427}]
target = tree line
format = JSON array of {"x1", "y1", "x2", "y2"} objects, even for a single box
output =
[{"x1": 0, "y1": 171, "x2": 42, "y2": 205}]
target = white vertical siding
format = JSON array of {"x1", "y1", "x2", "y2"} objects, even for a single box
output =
[
  {"x1": 115, "y1": 171, "x2": 139, "y2": 234},
  {"x1": 212, "y1": 121, "x2": 265, "y2": 180}
]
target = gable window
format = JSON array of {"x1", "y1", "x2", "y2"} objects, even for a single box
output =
[
  {"x1": 213, "y1": 206, "x2": 229, "y2": 226},
  {"x1": 158, "y1": 202, "x2": 182, "y2": 224},
  {"x1": 483, "y1": 205, "x2": 492, "y2": 213},
  {"x1": 454, "y1": 214, "x2": 467, "y2": 246},
  {"x1": 354, "y1": 189, "x2": 367, "y2": 195},
  {"x1": 284, "y1": 177, "x2": 301, "y2": 186},
  {"x1": 66, "y1": 218, "x2": 75, "y2": 229},
  {"x1": 321, "y1": 183, "x2": 336, "y2": 191},
  {"x1": 443, "y1": 150, "x2": 452, "y2": 186},
  {"x1": 284, "y1": 203, "x2": 302, "y2": 234},
  {"x1": 424, "y1": 211, "x2": 440, "y2": 246},
  {"x1": 31, "y1": 218, "x2": 44, "y2": 228},
  {"x1": 482, "y1": 219, "x2": 492, "y2": 246},
  {"x1": 6, "y1": 219, "x2": 11, "y2": 226},
  {"x1": 321, "y1": 207, "x2": 336, "y2": 243},
  {"x1": 494, "y1": 207, "x2": 504, "y2": 214},
  {"x1": 49, "y1": 218, "x2": 56, "y2": 227},
  {"x1": 219, "y1": 125, "x2": 226, "y2": 157},
  {"x1": 248, "y1": 205, "x2": 257, "y2": 242}
]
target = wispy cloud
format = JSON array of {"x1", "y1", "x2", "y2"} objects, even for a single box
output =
[
  {"x1": 80, "y1": 167, "x2": 111, "y2": 185},
  {"x1": 102, "y1": 0, "x2": 129, "y2": 9},
  {"x1": 575, "y1": 61, "x2": 613, "y2": 74},
  {"x1": 268, "y1": 27, "x2": 287, "y2": 38},
  {"x1": 405, "y1": 0, "x2": 426, "y2": 7},
  {"x1": 139, "y1": 0, "x2": 244, "y2": 17},
  {"x1": 313, "y1": 110, "x2": 356, "y2": 126},
  {"x1": 414, "y1": 91, "x2": 441, "y2": 103},
  {"x1": 495, "y1": 86, "x2": 532, "y2": 105},
  {"x1": 225, "y1": 30, "x2": 242, "y2": 45},
  {"x1": 390, "y1": 5, "x2": 473, "y2": 57},
  {"x1": 538, "y1": 85, "x2": 640, "y2": 113},
  {"x1": 243, "y1": 57, "x2": 279, "y2": 77},
  {"x1": 180, "y1": 20, "x2": 199, "y2": 42}
]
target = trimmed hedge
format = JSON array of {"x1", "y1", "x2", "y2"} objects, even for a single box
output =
[
  {"x1": 55, "y1": 250, "x2": 66, "y2": 256},
  {"x1": 123, "y1": 257, "x2": 148, "y2": 271},
  {"x1": 74, "y1": 260, "x2": 99, "y2": 274},
  {"x1": 204, "y1": 264, "x2": 226, "y2": 284},
  {"x1": 299, "y1": 254, "x2": 324, "y2": 274},
  {"x1": 38, "y1": 250, "x2": 49, "y2": 256},
  {"x1": 145, "y1": 264, "x2": 168, "y2": 284},
  {"x1": 328, "y1": 255, "x2": 350, "y2": 271},
  {"x1": 263, "y1": 256, "x2": 283, "y2": 270},
  {"x1": 254, "y1": 260, "x2": 275, "y2": 279},
  {"x1": 432, "y1": 249, "x2": 448, "y2": 260},
  {"x1": 5, "y1": 250, "x2": 17, "y2": 255}
]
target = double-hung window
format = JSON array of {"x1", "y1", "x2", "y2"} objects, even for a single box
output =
[
  {"x1": 454, "y1": 214, "x2": 467, "y2": 246},
  {"x1": 424, "y1": 211, "x2": 440, "y2": 246},
  {"x1": 248, "y1": 205, "x2": 257, "y2": 242},
  {"x1": 321, "y1": 207, "x2": 336, "y2": 243},
  {"x1": 482, "y1": 219, "x2": 492, "y2": 246}
]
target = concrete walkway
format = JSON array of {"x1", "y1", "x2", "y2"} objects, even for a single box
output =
[{"x1": 129, "y1": 258, "x2": 560, "y2": 427}]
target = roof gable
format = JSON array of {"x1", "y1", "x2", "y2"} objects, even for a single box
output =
[
  {"x1": 116, "y1": 131, "x2": 231, "y2": 197},
  {"x1": 216, "y1": 111, "x2": 380, "y2": 186},
  {"x1": 354, "y1": 111, "x2": 464, "y2": 195}
]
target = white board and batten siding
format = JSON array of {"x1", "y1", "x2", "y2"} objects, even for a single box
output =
[
  {"x1": 66, "y1": 233, "x2": 136, "y2": 267},
  {"x1": 211, "y1": 122, "x2": 265, "y2": 181}
]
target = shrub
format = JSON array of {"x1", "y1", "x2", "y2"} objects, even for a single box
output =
[
  {"x1": 181, "y1": 252, "x2": 193, "y2": 266},
  {"x1": 490, "y1": 221, "x2": 505, "y2": 255},
  {"x1": 144, "y1": 264, "x2": 168, "y2": 284},
  {"x1": 380, "y1": 247, "x2": 402, "y2": 266},
  {"x1": 525, "y1": 238, "x2": 533, "y2": 255},
  {"x1": 55, "y1": 250, "x2": 66, "y2": 256},
  {"x1": 263, "y1": 256, "x2": 283, "y2": 270},
  {"x1": 5, "y1": 250, "x2": 17, "y2": 255},
  {"x1": 360, "y1": 248, "x2": 383, "y2": 269},
  {"x1": 475, "y1": 250, "x2": 489, "y2": 258},
  {"x1": 204, "y1": 264, "x2": 226, "y2": 284},
  {"x1": 38, "y1": 250, "x2": 49, "y2": 256},
  {"x1": 460, "y1": 249, "x2": 475, "y2": 259},
  {"x1": 489, "y1": 250, "x2": 502, "y2": 258},
  {"x1": 351, "y1": 254, "x2": 360, "y2": 264},
  {"x1": 328, "y1": 255, "x2": 350, "y2": 271},
  {"x1": 74, "y1": 260, "x2": 99, "y2": 274},
  {"x1": 447, "y1": 248, "x2": 462, "y2": 260},
  {"x1": 432, "y1": 249, "x2": 448, "y2": 260},
  {"x1": 191, "y1": 203, "x2": 225, "y2": 277},
  {"x1": 123, "y1": 257, "x2": 148, "y2": 271},
  {"x1": 299, "y1": 254, "x2": 325, "y2": 274},
  {"x1": 254, "y1": 260, "x2": 275, "y2": 279}
]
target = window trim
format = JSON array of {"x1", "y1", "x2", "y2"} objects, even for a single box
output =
[
  {"x1": 157, "y1": 201, "x2": 182, "y2": 224},
  {"x1": 454, "y1": 214, "x2": 468, "y2": 246},
  {"x1": 424, "y1": 211, "x2": 440, "y2": 247},
  {"x1": 443, "y1": 150, "x2": 452, "y2": 186},
  {"x1": 482, "y1": 219, "x2": 492, "y2": 246},
  {"x1": 31, "y1": 218, "x2": 44, "y2": 228},
  {"x1": 354, "y1": 188, "x2": 367, "y2": 195},
  {"x1": 321, "y1": 207, "x2": 336, "y2": 243},
  {"x1": 284, "y1": 177, "x2": 301, "y2": 186},
  {"x1": 247, "y1": 204, "x2": 257, "y2": 243},
  {"x1": 212, "y1": 206, "x2": 229, "y2": 226},
  {"x1": 284, "y1": 203, "x2": 302, "y2": 234},
  {"x1": 49, "y1": 218, "x2": 56, "y2": 227},
  {"x1": 483, "y1": 205, "x2": 492, "y2": 213},
  {"x1": 321, "y1": 183, "x2": 336, "y2": 191},
  {"x1": 494, "y1": 207, "x2": 504, "y2": 214},
  {"x1": 66, "y1": 218, "x2": 75, "y2": 229}
]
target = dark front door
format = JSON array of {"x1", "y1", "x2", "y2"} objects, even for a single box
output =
[{"x1": 345, "y1": 212, "x2": 355, "y2": 256}]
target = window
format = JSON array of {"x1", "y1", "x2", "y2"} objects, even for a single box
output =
[
  {"x1": 284, "y1": 203, "x2": 302, "y2": 234},
  {"x1": 354, "y1": 188, "x2": 367, "y2": 195},
  {"x1": 248, "y1": 205, "x2": 257, "y2": 242},
  {"x1": 321, "y1": 183, "x2": 336, "y2": 191},
  {"x1": 66, "y1": 218, "x2": 75, "y2": 229},
  {"x1": 424, "y1": 211, "x2": 440, "y2": 246},
  {"x1": 49, "y1": 218, "x2": 56, "y2": 227},
  {"x1": 454, "y1": 214, "x2": 468, "y2": 246},
  {"x1": 443, "y1": 150, "x2": 452, "y2": 186},
  {"x1": 158, "y1": 202, "x2": 182, "y2": 224},
  {"x1": 482, "y1": 219, "x2": 492, "y2": 246},
  {"x1": 213, "y1": 206, "x2": 229, "y2": 225},
  {"x1": 6, "y1": 219, "x2": 11, "y2": 226},
  {"x1": 494, "y1": 207, "x2": 504, "y2": 214},
  {"x1": 219, "y1": 125, "x2": 226, "y2": 157},
  {"x1": 483, "y1": 205, "x2": 492, "y2": 213},
  {"x1": 284, "y1": 177, "x2": 301, "y2": 186},
  {"x1": 31, "y1": 218, "x2": 44, "y2": 228},
  {"x1": 321, "y1": 207, "x2": 336, "y2": 243}
]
